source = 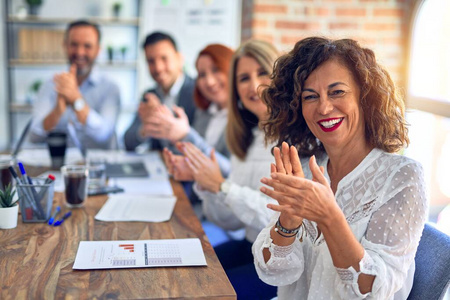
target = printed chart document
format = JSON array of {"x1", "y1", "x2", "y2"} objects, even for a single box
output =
[
  {"x1": 73, "y1": 238, "x2": 207, "y2": 270},
  {"x1": 95, "y1": 194, "x2": 176, "y2": 222}
]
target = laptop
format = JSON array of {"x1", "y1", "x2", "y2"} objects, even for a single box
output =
[
  {"x1": 68, "y1": 122, "x2": 149, "y2": 178},
  {"x1": 11, "y1": 118, "x2": 33, "y2": 159},
  {"x1": 105, "y1": 162, "x2": 149, "y2": 178}
]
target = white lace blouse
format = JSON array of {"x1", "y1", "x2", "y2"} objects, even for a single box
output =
[
  {"x1": 194, "y1": 128, "x2": 277, "y2": 242},
  {"x1": 253, "y1": 148, "x2": 428, "y2": 299}
]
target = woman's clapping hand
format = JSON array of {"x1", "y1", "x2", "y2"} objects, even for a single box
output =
[
  {"x1": 162, "y1": 147, "x2": 195, "y2": 181},
  {"x1": 179, "y1": 142, "x2": 225, "y2": 193},
  {"x1": 261, "y1": 142, "x2": 335, "y2": 227}
]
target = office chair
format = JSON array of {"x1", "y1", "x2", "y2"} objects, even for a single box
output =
[{"x1": 407, "y1": 223, "x2": 450, "y2": 300}]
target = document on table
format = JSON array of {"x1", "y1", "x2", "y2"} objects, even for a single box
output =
[
  {"x1": 73, "y1": 238, "x2": 207, "y2": 270},
  {"x1": 111, "y1": 178, "x2": 173, "y2": 196},
  {"x1": 95, "y1": 194, "x2": 176, "y2": 222},
  {"x1": 17, "y1": 148, "x2": 83, "y2": 167}
]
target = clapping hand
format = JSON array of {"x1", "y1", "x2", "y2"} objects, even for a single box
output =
[
  {"x1": 261, "y1": 143, "x2": 334, "y2": 226},
  {"x1": 261, "y1": 142, "x2": 305, "y2": 228},
  {"x1": 53, "y1": 64, "x2": 81, "y2": 104},
  {"x1": 140, "y1": 104, "x2": 190, "y2": 143},
  {"x1": 162, "y1": 147, "x2": 194, "y2": 181},
  {"x1": 179, "y1": 142, "x2": 224, "y2": 193}
]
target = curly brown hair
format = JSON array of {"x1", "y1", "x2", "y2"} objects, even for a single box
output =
[{"x1": 262, "y1": 37, "x2": 409, "y2": 156}]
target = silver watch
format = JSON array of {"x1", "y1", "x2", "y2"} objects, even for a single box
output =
[
  {"x1": 220, "y1": 180, "x2": 231, "y2": 194},
  {"x1": 74, "y1": 98, "x2": 86, "y2": 112}
]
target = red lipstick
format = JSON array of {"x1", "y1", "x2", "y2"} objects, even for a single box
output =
[{"x1": 317, "y1": 117, "x2": 344, "y2": 132}]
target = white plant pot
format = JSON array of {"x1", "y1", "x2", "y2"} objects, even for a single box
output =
[{"x1": 0, "y1": 205, "x2": 19, "y2": 229}]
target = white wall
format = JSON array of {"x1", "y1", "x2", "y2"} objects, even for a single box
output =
[
  {"x1": 0, "y1": 1, "x2": 9, "y2": 150},
  {"x1": 137, "y1": 0, "x2": 242, "y2": 96}
]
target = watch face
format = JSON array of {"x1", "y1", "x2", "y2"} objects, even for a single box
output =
[
  {"x1": 220, "y1": 181, "x2": 230, "y2": 194},
  {"x1": 74, "y1": 98, "x2": 85, "y2": 111}
]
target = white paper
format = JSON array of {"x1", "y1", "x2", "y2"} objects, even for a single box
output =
[
  {"x1": 110, "y1": 178, "x2": 173, "y2": 196},
  {"x1": 73, "y1": 238, "x2": 207, "y2": 270},
  {"x1": 95, "y1": 194, "x2": 176, "y2": 222},
  {"x1": 17, "y1": 148, "x2": 84, "y2": 167}
]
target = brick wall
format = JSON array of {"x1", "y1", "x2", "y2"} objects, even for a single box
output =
[{"x1": 241, "y1": 0, "x2": 417, "y2": 88}]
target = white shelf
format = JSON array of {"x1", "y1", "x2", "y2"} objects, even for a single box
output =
[
  {"x1": 7, "y1": 16, "x2": 139, "y2": 26},
  {"x1": 9, "y1": 59, "x2": 137, "y2": 69},
  {"x1": 10, "y1": 103, "x2": 33, "y2": 113}
]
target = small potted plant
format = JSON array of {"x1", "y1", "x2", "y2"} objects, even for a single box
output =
[
  {"x1": 26, "y1": 79, "x2": 43, "y2": 103},
  {"x1": 107, "y1": 46, "x2": 114, "y2": 63},
  {"x1": 112, "y1": 2, "x2": 122, "y2": 18},
  {"x1": 0, "y1": 184, "x2": 19, "y2": 229},
  {"x1": 26, "y1": 0, "x2": 43, "y2": 16},
  {"x1": 120, "y1": 46, "x2": 128, "y2": 61}
]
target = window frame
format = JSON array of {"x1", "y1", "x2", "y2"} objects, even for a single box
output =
[{"x1": 406, "y1": 0, "x2": 450, "y2": 118}]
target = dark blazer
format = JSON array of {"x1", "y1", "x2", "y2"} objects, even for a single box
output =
[{"x1": 124, "y1": 74, "x2": 196, "y2": 151}]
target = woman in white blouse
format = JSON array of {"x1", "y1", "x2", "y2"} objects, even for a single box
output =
[
  {"x1": 253, "y1": 37, "x2": 427, "y2": 299},
  {"x1": 175, "y1": 40, "x2": 279, "y2": 299}
]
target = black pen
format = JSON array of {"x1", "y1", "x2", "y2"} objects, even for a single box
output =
[
  {"x1": 36, "y1": 174, "x2": 56, "y2": 202},
  {"x1": 9, "y1": 166, "x2": 42, "y2": 218},
  {"x1": 53, "y1": 211, "x2": 72, "y2": 226}
]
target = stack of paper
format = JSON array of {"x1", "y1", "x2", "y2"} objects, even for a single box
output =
[{"x1": 95, "y1": 194, "x2": 176, "y2": 222}]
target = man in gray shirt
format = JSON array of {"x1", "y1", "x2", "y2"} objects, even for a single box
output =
[
  {"x1": 124, "y1": 32, "x2": 196, "y2": 151},
  {"x1": 29, "y1": 20, "x2": 121, "y2": 149}
]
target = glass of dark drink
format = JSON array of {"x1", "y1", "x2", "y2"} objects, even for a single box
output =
[
  {"x1": 47, "y1": 131, "x2": 67, "y2": 170},
  {"x1": 0, "y1": 156, "x2": 14, "y2": 191},
  {"x1": 61, "y1": 165, "x2": 89, "y2": 208}
]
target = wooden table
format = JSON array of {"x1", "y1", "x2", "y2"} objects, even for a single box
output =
[{"x1": 0, "y1": 176, "x2": 236, "y2": 299}]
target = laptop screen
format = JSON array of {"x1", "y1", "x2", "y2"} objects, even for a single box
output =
[{"x1": 12, "y1": 118, "x2": 33, "y2": 158}]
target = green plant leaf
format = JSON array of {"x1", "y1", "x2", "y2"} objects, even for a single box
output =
[{"x1": 0, "y1": 184, "x2": 17, "y2": 207}]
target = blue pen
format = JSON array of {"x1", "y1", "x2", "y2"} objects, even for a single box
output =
[
  {"x1": 53, "y1": 211, "x2": 72, "y2": 226},
  {"x1": 9, "y1": 165, "x2": 42, "y2": 219},
  {"x1": 48, "y1": 206, "x2": 61, "y2": 225},
  {"x1": 18, "y1": 162, "x2": 45, "y2": 218}
]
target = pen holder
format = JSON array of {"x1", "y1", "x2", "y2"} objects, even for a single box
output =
[{"x1": 17, "y1": 178, "x2": 54, "y2": 222}]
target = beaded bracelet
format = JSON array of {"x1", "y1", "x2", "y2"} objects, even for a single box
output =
[
  {"x1": 275, "y1": 230, "x2": 297, "y2": 238},
  {"x1": 274, "y1": 218, "x2": 302, "y2": 236}
]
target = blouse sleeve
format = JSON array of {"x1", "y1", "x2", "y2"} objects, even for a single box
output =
[
  {"x1": 253, "y1": 214, "x2": 307, "y2": 286},
  {"x1": 334, "y1": 160, "x2": 428, "y2": 299},
  {"x1": 194, "y1": 181, "x2": 277, "y2": 231}
]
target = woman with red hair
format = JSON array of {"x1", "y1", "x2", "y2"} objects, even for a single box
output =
[{"x1": 162, "y1": 44, "x2": 234, "y2": 179}]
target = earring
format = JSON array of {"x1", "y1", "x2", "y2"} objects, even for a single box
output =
[{"x1": 237, "y1": 100, "x2": 244, "y2": 110}]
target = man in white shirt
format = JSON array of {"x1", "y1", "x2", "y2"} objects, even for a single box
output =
[
  {"x1": 124, "y1": 32, "x2": 196, "y2": 151},
  {"x1": 29, "y1": 20, "x2": 121, "y2": 149}
]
